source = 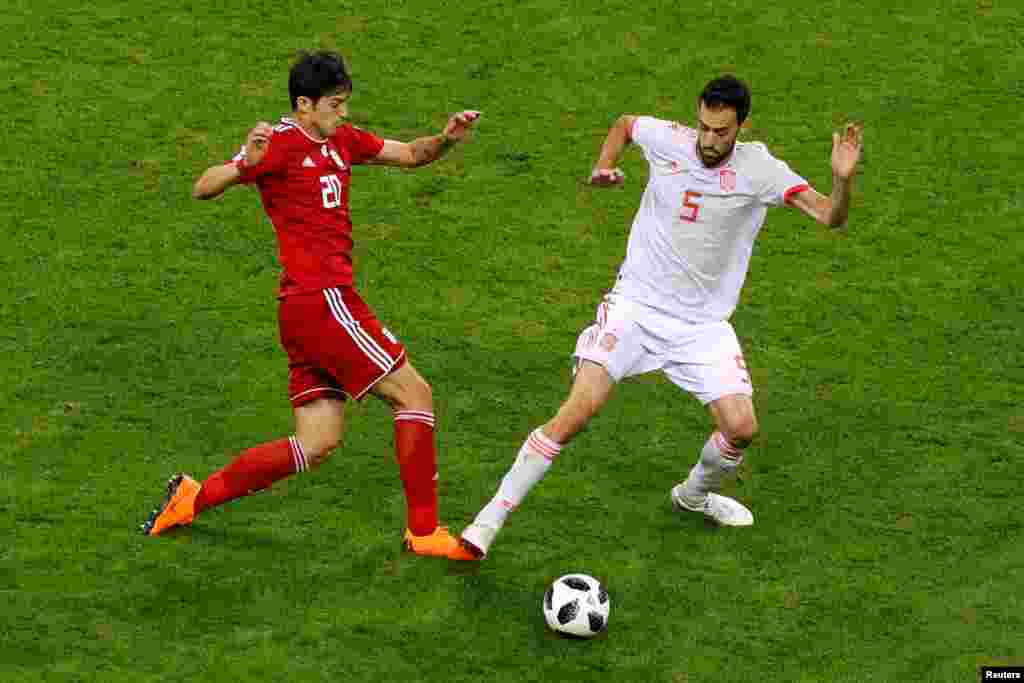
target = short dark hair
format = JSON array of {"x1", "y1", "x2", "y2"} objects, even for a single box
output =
[
  {"x1": 288, "y1": 51, "x2": 352, "y2": 110},
  {"x1": 698, "y1": 75, "x2": 751, "y2": 125}
]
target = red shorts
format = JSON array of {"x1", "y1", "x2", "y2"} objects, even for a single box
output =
[{"x1": 278, "y1": 287, "x2": 406, "y2": 406}]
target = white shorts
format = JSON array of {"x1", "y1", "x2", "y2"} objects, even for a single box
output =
[{"x1": 573, "y1": 293, "x2": 752, "y2": 405}]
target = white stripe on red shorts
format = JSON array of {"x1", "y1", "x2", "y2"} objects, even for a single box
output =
[{"x1": 323, "y1": 288, "x2": 394, "y2": 373}]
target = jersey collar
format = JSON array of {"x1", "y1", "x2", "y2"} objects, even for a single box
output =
[{"x1": 281, "y1": 117, "x2": 329, "y2": 144}]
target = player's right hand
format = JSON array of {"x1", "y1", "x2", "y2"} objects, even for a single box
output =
[
  {"x1": 244, "y1": 122, "x2": 275, "y2": 166},
  {"x1": 442, "y1": 110, "x2": 482, "y2": 143},
  {"x1": 589, "y1": 168, "x2": 625, "y2": 187}
]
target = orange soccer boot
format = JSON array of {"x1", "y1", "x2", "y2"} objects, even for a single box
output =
[
  {"x1": 403, "y1": 526, "x2": 481, "y2": 561},
  {"x1": 141, "y1": 474, "x2": 201, "y2": 536}
]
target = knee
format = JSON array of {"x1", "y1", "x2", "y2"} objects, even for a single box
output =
[
  {"x1": 721, "y1": 414, "x2": 759, "y2": 449},
  {"x1": 303, "y1": 432, "x2": 343, "y2": 469}
]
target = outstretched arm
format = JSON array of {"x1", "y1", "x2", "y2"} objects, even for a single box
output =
[
  {"x1": 193, "y1": 122, "x2": 274, "y2": 200},
  {"x1": 370, "y1": 111, "x2": 481, "y2": 168},
  {"x1": 192, "y1": 163, "x2": 241, "y2": 200},
  {"x1": 589, "y1": 115, "x2": 637, "y2": 186},
  {"x1": 789, "y1": 122, "x2": 864, "y2": 228}
]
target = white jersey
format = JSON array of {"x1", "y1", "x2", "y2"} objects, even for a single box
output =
[{"x1": 613, "y1": 116, "x2": 809, "y2": 323}]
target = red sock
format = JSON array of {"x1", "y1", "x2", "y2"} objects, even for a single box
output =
[
  {"x1": 394, "y1": 411, "x2": 439, "y2": 536},
  {"x1": 194, "y1": 437, "x2": 307, "y2": 515}
]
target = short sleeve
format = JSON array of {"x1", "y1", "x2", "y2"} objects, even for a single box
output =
[
  {"x1": 335, "y1": 125, "x2": 385, "y2": 165},
  {"x1": 750, "y1": 144, "x2": 809, "y2": 206},
  {"x1": 233, "y1": 134, "x2": 289, "y2": 185},
  {"x1": 630, "y1": 116, "x2": 689, "y2": 165}
]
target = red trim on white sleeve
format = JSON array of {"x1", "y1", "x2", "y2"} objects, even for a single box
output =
[
  {"x1": 629, "y1": 117, "x2": 639, "y2": 141},
  {"x1": 784, "y1": 183, "x2": 810, "y2": 203}
]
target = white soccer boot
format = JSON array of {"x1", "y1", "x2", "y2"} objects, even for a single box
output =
[
  {"x1": 460, "y1": 522, "x2": 499, "y2": 558},
  {"x1": 671, "y1": 484, "x2": 754, "y2": 527}
]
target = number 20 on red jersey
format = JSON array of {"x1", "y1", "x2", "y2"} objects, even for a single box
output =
[{"x1": 320, "y1": 174, "x2": 343, "y2": 209}]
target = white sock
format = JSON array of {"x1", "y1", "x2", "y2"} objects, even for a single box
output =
[
  {"x1": 679, "y1": 432, "x2": 743, "y2": 504},
  {"x1": 473, "y1": 428, "x2": 561, "y2": 530}
]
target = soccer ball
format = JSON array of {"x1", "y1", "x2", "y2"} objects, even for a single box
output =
[{"x1": 542, "y1": 573, "x2": 610, "y2": 638}]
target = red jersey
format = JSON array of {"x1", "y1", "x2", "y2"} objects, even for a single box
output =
[{"x1": 232, "y1": 117, "x2": 385, "y2": 297}]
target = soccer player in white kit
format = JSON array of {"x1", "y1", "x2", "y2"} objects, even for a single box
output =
[{"x1": 459, "y1": 76, "x2": 864, "y2": 558}]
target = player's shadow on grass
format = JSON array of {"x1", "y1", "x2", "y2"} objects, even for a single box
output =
[{"x1": 154, "y1": 523, "x2": 308, "y2": 554}]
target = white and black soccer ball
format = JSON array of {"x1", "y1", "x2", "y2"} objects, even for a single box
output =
[{"x1": 542, "y1": 573, "x2": 610, "y2": 638}]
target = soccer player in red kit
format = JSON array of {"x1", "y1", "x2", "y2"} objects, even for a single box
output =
[{"x1": 141, "y1": 51, "x2": 480, "y2": 560}]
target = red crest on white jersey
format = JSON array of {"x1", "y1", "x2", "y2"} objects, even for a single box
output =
[{"x1": 720, "y1": 168, "x2": 736, "y2": 192}]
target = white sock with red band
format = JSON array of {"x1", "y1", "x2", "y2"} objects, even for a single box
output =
[
  {"x1": 473, "y1": 428, "x2": 561, "y2": 530},
  {"x1": 679, "y1": 431, "x2": 744, "y2": 505}
]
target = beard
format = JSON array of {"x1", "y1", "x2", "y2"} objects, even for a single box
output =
[{"x1": 698, "y1": 142, "x2": 734, "y2": 167}]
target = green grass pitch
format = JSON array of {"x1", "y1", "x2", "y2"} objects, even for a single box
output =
[{"x1": 2, "y1": 1, "x2": 1022, "y2": 681}]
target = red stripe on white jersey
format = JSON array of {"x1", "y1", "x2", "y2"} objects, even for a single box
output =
[{"x1": 784, "y1": 183, "x2": 811, "y2": 203}]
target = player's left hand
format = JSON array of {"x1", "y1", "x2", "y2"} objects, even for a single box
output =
[
  {"x1": 832, "y1": 122, "x2": 864, "y2": 180},
  {"x1": 443, "y1": 110, "x2": 482, "y2": 143}
]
